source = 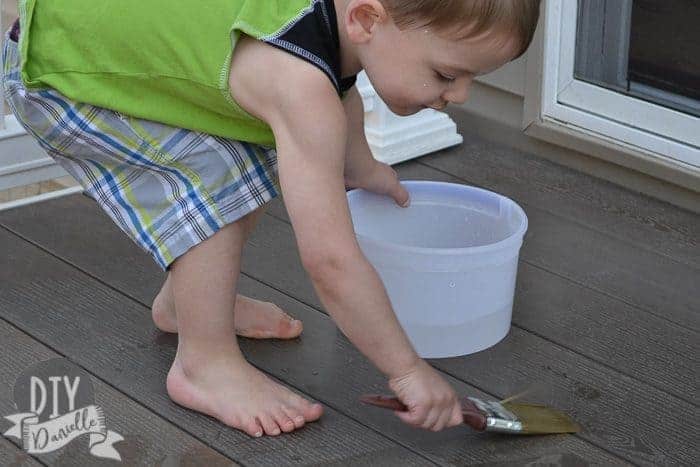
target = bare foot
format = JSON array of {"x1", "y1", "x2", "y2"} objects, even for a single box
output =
[
  {"x1": 152, "y1": 291, "x2": 303, "y2": 339},
  {"x1": 167, "y1": 353, "x2": 323, "y2": 436}
]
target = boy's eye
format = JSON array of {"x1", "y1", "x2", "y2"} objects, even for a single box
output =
[{"x1": 436, "y1": 72, "x2": 455, "y2": 82}]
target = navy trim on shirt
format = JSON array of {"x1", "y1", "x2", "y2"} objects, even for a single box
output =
[{"x1": 264, "y1": 0, "x2": 357, "y2": 96}]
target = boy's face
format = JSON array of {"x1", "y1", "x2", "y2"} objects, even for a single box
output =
[{"x1": 358, "y1": 19, "x2": 521, "y2": 116}]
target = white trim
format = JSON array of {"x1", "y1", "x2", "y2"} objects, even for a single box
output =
[
  {"x1": 0, "y1": 113, "x2": 27, "y2": 139},
  {"x1": 558, "y1": 81, "x2": 699, "y2": 151},
  {"x1": 523, "y1": 0, "x2": 699, "y2": 181},
  {"x1": 0, "y1": 185, "x2": 83, "y2": 212},
  {"x1": 0, "y1": 115, "x2": 71, "y2": 191}
]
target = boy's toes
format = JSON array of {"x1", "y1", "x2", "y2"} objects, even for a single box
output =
[
  {"x1": 243, "y1": 418, "x2": 264, "y2": 438},
  {"x1": 278, "y1": 317, "x2": 303, "y2": 338},
  {"x1": 233, "y1": 297, "x2": 303, "y2": 339},
  {"x1": 273, "y1": 410, "x2": 297, "y2": 433},
  {"x1": 287, "y1": 394, "x2": 323, "y2": 421},
  {"x1": 283, "y1": 407, "x2": 306, "y2": 429},
  {"x1": 300, "y1": 401, "x2": 324, "y2": 422},
  {"x1": 258, "y1": 413, "x2": 281, "y2": 436}
]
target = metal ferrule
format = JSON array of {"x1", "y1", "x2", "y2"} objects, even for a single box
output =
[{"x1": 467, "y1": 397, "x2": 524, "y2": 434}]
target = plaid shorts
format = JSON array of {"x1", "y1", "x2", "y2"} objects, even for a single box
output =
[{"x1": 2, "y1": 28, "x2": 280, "y2": 270}]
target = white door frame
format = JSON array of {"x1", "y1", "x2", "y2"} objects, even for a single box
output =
[{"x1": 522, "y1": 0, "x2": 699, "y2": 190}]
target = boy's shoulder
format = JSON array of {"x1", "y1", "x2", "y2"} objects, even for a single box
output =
[
  {"x1": 234, "y1": 0, "x2": 355, "y2": 95},
  {"x1": 227, "y1": 0, "x2": 355, "y2": 128},
  {"x1": 229, "y1": 36, "x2": 346, "y2": 131}
]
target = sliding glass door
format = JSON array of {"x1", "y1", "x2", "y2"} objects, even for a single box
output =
[
  {"x1": 575, "y1": 0, "x2": 699, "y2": 117},
  {"x1": 525, "y1": 0, "x2": 699, "y2": 180}
]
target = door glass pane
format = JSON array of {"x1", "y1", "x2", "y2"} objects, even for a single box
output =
[
  {"x1": 575, "y1": 0, "x2": 700, "y2": 117},
  {"x1": 628, "y1": 0, "x2": 700, "y2": 102}
]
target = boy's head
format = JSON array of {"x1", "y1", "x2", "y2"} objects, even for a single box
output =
[{"x1": 341, "y1": 0, "x2": 541, "y2": 115}]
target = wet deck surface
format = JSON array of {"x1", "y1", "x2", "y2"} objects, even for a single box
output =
[{"x1": 1, "y1": 109, "x2": 698, "y2": 466}]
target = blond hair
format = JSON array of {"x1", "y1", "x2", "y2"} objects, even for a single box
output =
[{"x1": 379, "y1": 0, "x2": 541, "y2": 57}]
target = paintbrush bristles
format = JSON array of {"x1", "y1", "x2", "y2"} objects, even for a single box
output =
[
  {"x1": 503, "y1": 403, "x2": 581, "y2": 434},
  {"x1": 499, "y1": 389, "x2": 533, "y2": 405}
]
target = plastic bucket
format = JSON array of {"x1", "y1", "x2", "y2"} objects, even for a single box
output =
[{"x1": 347, "y1": 181, "x2": 528, "y2": 358}]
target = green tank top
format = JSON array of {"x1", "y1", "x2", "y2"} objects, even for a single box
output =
[{"x1": 18, "y1": 0, "x2": 354, "y2": 146}]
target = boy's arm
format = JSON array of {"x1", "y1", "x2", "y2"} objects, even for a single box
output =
[
  {"x1": 230, "y1": 38, "x2": 420, "y2": 379},
  {"x1": 341, "y1": 86, "x2": 375, "y2": 186}
]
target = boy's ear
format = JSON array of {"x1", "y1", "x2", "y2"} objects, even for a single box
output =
[{"x1": 344, "y1": 0, "x2": 389, "y2": 43}]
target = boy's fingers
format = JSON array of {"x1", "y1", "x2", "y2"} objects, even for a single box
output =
[
  {"x1": 427, "y1": 402, "x2": 456, "y2": 431},
  {"x1": 421, "y1": 408, "x2": 440, "y2": 430},
  {"x1": 432, "y1": 408, "x2": 452, "y2": 432},
  {"x1": 393, "y1": 182, "x2": 410, "y2": 207},
  {"x1": 394, "y1": 410, "x2": 418, "y2": 426},
  {"x1": 395, "y1": 405, "x2": 427, "y2": 426},
  {"x1": 449, "y1": 402, "x2": 464, "y2": 427},
  {"x1": 374, "y1": 163, "x2": 408, "y2": 207}
]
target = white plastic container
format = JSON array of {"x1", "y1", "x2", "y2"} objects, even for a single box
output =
[{"x1": 347, "y1": 181, "x2": 528, "y2": 358}]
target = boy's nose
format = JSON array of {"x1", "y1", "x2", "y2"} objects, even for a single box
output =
[{"x1": 443, "y1": 77, "x2": 472, "y2": 105}]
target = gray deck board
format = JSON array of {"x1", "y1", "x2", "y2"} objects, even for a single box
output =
[
  {"x1": 1, "y1": 193, "x2": 697, "y2": 463},
  {"x1": 272, "y1": 161, "x2": 700, "y2": 401},
  {"x1": 432, "y1": 329, "x2": 699, "y2": 465},
  {"x1": 0, "y1": 221, "x2": 625, "y2": 465},
  {"x1": 263, "y1": 199, "x2": 699, "y2": 406},
  {"x1": 391, "y1": 162, "x2": 699, "y2": 398},
  {"x1": 268, "y1": 159, "x2": 699, "y2": 333},
  {"x1": 0, "y1": 436, "x2": 42, "y2": 466},
  {"x1": 216, "y1": 212, "x2": 700, "y2": 465},
  {"x1": 0, "y1": 319, "x2": 238, "y2": 466},
  {"x1": 0, "y1": 231, "x2": 433, "y2": 466},
  {"x1": 0, "y1": 229, "x2": 436, "y2": 466},
  {"x1": 244, "y1": 210, "x2": 699, "y2": 464},
  {"x1": 402, "y1": 151, "x2": 700, "y2": 332},
  {"x1": 437, "y1": 111, "x2": 699, "y2": 268}
]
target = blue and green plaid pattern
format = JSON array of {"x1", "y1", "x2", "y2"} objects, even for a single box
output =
[{"x1": 2, "y1": 30, "x2": 280, "y2": 270}]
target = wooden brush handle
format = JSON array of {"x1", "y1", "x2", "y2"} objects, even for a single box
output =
[
  {"x1": 360, "y1": 394, "x2": 488, "y2": 431},
  {"x1": 359, "y1": 394, "x2": 406, "y2": 411},
  {"x1": 460, "y1": 398, "x2": 488, "y2": 431}
]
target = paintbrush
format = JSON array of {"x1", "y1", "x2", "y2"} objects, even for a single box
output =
[{"x1": 360, "y1": 394, "x2": 580, "y2": 435}]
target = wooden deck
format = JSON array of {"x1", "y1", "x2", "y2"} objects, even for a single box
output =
[{"x1": 1, "y1": 109, "x2": 698, "y2": 466}]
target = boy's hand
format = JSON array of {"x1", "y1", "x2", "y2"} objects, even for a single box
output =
[
  {"x1": 345, "y1": 160, "x2": 410, "y2": 208},
  {"x1": 388, "y1": 359, "x2": 463, "y2": 431}
]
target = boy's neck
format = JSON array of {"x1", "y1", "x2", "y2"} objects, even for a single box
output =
[{"x1": 334, "y1": 0, "x2": 363, "y2": 79}]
